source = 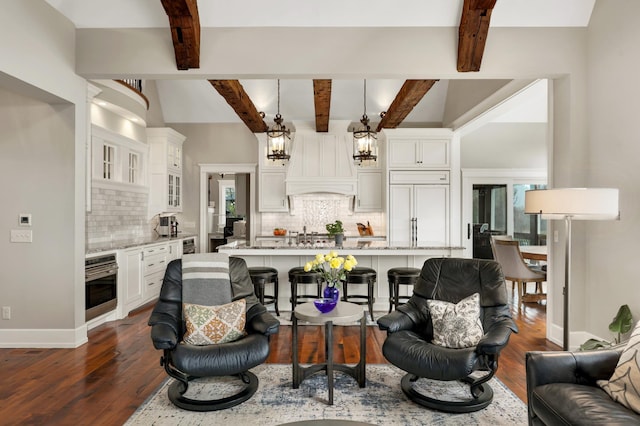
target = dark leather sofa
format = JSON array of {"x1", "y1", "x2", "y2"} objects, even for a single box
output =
[{"x1": 526, "y1": 347, "x2": 640, "y2": 425}]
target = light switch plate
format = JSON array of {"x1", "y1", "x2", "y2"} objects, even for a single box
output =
[
  {"x1": 19, "y1": 213, "x2": 32, "y2": 226},
  {"x1": 11, "y1": 229, "x2": 32, "y2": 243}
]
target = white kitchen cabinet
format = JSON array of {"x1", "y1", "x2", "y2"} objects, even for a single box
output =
[
  {"x1": 148, "y1": 128, "x2": 186, "y2": 215},
  {"x1": 119, "y1": 247, "x2": 143, "y2": 317},
  {"x1": 142, "y1": 243, "x2": 169, "y2": 303},
  {"x1": 91, "y1": 126, "x2": 148, "y2": 187},
  {"x1": 388, "y1": 139, "x2": 450, "y2": 169},
  {"x1": 116, "y1": 237, "x2": 195, "y2": 317},
  {"x1": 355, "y1": 171, "x2": 383, "y2": 212},
  {"x1": 259, "y1": 171, "x2": 288, "y2": 212},
  {"x1": 389, "y1": 183, "x2": 449, "y2": 247},
  {"x1": 168, "y1": 240, "x2": 180, "y2": 261}
]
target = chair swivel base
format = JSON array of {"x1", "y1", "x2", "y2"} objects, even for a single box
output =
[
  {"x1": 400, "y1": 373, "x2": 494, "y2": 414},
  {"x1": 167, "y1": 371, "x2": 259, "y2": 412}
]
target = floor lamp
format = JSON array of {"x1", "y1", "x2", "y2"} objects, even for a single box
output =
[{"x1": 525, "y1": 188, "x2": 619, "y2": 350}]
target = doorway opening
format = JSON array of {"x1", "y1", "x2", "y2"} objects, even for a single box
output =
[{"x1": 199, "y1": 164, "x2": 257, "y2": 254}]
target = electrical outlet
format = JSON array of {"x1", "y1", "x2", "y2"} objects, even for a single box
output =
[
  {"x1": 554, "y1": 230, "x2": 559, "y2": 243},
  {"x1": 2, "y1": 306, "x2": 10, "y2": 320},
  {"x1": 10, "y1": 229, "x2": 32, "y2": 243}
]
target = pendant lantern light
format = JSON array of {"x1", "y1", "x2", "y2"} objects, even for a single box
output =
[
  {"x1": 266, "y1": 79, "x2": 291, "y2": 161},
  {"x1": 352, "y1": 79, "x2": 378, "y2": 163}
]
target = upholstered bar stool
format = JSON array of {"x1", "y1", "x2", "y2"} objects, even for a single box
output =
[
  {"x1": 248, "y1": 266, "x2": 280, "y2": 316},
  {"x1": 387, "y1": 267, "x2": 421, "y2": 313},
  {"x1": 288, "y1": 267, "x2": 322, "y2": 314},
  {"x1": 342, "y1": 267, "x2": 377, "y2": 321}
]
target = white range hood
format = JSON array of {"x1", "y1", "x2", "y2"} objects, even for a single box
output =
[{"x1": 285, "y1": 121, "x2": 357, "y2": 196}]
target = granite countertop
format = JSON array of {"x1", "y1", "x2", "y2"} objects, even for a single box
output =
[
  {"x1": 219, "y1": 239, "x2": 463, "y2": 251},
  {"x1": 86, "y1": 233, "x2": 197, "y2": 255}
]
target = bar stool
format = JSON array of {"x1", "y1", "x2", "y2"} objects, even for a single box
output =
[
  {"x1": 248, "y1": 266, "x2": 280, "y2": 316},
  {"x1": 288, "y1": 267, "x2": 322, "y2": 313},
  {"x1": 342, "y1": 267, "x2": 377, "y2": 321},
  {"x1": 387, "y1": 267, "x2": 421, "y2": 313}
]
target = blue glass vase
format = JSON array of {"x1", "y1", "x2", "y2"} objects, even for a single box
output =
[{"x1": 323, "y1": 284, "x2": 340, "y2": 302}]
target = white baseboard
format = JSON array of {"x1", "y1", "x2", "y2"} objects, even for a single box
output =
[
  {"x1": 87, "y1": 310, "x2": 118, "y2": 331},
  {"x1": 547, "y1": 322, "x2": 605, "y2": 351},
  {"x1": 0, "y1": 324, "x2": 88, "y2": 348}
]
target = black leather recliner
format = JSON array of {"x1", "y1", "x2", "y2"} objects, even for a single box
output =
[
  {"x1": 526, "y1": 348, "x2": 640, "y2": 425},
  {"x1": 377, "y1": 257, "x2": 518, "y2": 413},
  {"x1": 149, "y1": 257, "x2": 280, "y2": 411}
]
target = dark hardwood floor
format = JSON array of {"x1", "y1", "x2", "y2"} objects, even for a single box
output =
[{"x1": 0, "y1": 288, "x2": 559, "y2": 425}]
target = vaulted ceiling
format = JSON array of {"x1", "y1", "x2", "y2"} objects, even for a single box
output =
[{"x1": 45, "y1": 0, "x2": 595, "y2": 130}]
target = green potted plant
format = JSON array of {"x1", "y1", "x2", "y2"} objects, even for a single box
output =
[
  {"x1": 325, "y1": 220, "x2": 345, "y2": 247},
  {"x1": 580, "y1": 304, "x2": 634, "y2": 350}
]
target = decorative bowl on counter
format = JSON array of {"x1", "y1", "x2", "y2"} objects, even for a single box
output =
[
  {"x1": 273, "y1": 228, "x2": 287, "y2": 236},
  {"x1": 313, "y1": 298, "x2": 337, "y2": 313}
]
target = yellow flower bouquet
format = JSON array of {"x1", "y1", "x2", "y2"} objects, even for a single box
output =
[{"x1": 304, "y1": 251, "x2": 358, "y2": 288}]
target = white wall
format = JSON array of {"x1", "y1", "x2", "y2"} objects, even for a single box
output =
[
  {"x1": 167, "y1": 123, "x2": 259, "y2": 234},
  {"x1": 584, "y1": 0, "x2": 640, "y2": 338},
  {"x1": 0, "y1": 1, "x2": 88, "y2": 346},
  {"x1": 0, "y1": 88, "x2": 75, "y2": 327},
  {"x1": 444, "y1": 80, "x2": 511, "y2": 125},
  {"x1": 461, "y1": 123, "x2": 547, "y2": 169}
]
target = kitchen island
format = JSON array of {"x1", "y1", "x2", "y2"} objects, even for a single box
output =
[{"x1": 218, "y1": 240, "x2": 464, "y2": 314}]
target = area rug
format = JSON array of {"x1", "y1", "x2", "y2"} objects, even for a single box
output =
[{"x1": 125, "y1": 364, "x2": 527, "y2": 425}]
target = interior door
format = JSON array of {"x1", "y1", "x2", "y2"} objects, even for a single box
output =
[{"x1": 472, "y1": 184, "x2": 507, "y2": 258}]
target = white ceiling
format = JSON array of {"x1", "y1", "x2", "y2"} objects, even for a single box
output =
[
  {"x1": 44, "y1": 0, "x2": 595, "y2": 28},
  {"x1": 45, "y1": 0, "x2": 594, "y2": 126}
]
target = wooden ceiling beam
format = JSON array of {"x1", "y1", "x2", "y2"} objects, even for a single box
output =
[
  {"x1": 209, "y1": 80, "x2": 268, "y2": 133},
  {"x1": 376, "y1": 80, "x2": 439, "y2": 131},
  {"x1": 457, "y1": 0, "x2": 497, "y2": 72},
  {"x1": 161, "y1": 0, "x2": 200, "y2": 70},
  {"x1": 313, "y1": 79, "x2": 332, "y2": 132}
]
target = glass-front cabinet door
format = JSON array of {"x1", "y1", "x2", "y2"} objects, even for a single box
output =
[{"x1": 168, "y1": 175, "x2": 174, "y2": 207}]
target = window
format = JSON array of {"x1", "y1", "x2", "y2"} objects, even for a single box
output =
[
  {"x1": 218, "y1": 179, "x2": 236, "y2": 227},
  {"x1": 514, "y1": 184, "x2": 547, "y2": 245},
  {"x1": 128, "y1": 152, "x2": 139, "y2": 184},
  {"x1": 103, "y1": 144, "x2": 115, "y2": 180}
]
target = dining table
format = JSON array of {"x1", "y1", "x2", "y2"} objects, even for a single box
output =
[{"x1": 519, "y1": 245, "x2": 547, "y2": 262}]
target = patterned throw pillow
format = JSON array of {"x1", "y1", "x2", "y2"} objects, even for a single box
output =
[
  {"x1": 183, "y1": 299, "x2": 246, "y2": 345},
  {"x1": 598, "y1": 320, "x2": 640, "y2": 415},
  {"x1": 427, "y1": 293, "x2": 484, "y2": 349}
]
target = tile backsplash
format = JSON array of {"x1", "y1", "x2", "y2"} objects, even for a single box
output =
[
  {"x1": 86, "y1": 187, "x2": 150, "y2": 244},
  {"x1": 260, "y1": 194, "x2": 385, "y2": 237}
]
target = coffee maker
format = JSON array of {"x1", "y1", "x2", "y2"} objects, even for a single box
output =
[{"x1": 159, "y1": 214, "x2": 177, "y2": 237}]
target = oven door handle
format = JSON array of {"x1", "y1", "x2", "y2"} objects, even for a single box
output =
[{"x1": 86, "y1": 266, "x2": 118, "y2": 281}]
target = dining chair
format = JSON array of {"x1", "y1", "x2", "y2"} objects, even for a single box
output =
[{"x1": 490, "y1": 238, "x2": 546, "y2": 303}]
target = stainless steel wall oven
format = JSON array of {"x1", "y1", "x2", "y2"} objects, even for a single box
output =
[{"x1": 85, "y1": 254, "x2": 118, "y2": 321}]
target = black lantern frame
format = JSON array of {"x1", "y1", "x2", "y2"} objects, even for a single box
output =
[
  {"x1": 352, "y1": 80, "x2": 378, "y2": 163},
  {"x1": 266, "y1": 80, "x2": 291, "y2": 161}
]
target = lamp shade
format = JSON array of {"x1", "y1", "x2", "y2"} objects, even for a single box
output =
[{"x1": 525, "y1": 188, "x2": 619, "y2": 220}]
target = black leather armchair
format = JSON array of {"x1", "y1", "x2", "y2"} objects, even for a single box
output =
[
  {"x1": 526, "y1": 348, "x2": 640, "y2": 425},
  {"x1": 149, "y1": 257, "x2": 279, "y2": 411},
  {"x1": 377, "y1": 257, "x2": 518, "y2": 413}
]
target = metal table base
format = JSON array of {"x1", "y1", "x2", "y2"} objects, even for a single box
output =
[{"x1": 292, "y1": 302, "x2": 366, "y2": 405}]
